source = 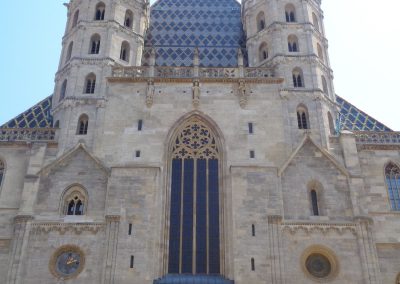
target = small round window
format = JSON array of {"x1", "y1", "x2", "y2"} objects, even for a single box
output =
[{"x1": 306, "y1": 253, "x2": 332, "y2": 279}]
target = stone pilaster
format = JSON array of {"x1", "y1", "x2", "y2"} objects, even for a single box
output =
[
  {"x1": 267, "y1": 215, "x2": 284, "y2": 284},
  {"x1": 101, "y1": 215, "x2": 121, "y2": 284},
  {"x1": 7, "y1": 215, "x2": 33, "y2": 284},
  {"x1": 354, "y1": 217, "x2": 381, "y2": 284}
]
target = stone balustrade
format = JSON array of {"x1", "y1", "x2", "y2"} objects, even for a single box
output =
[
  {"x1": 112, "y1": 66, "x2": 275, "y2": 79},
  {"x1": 0, "y1": 128, "x2": 56, "y2": 142},
  {"x1": 354, "y1": 131, "x2": 400, "y2": 145}
]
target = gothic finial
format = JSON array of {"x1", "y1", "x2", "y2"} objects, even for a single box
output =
[{"x1": 193, "y1": 47, "x2": 200, "y2": 66}]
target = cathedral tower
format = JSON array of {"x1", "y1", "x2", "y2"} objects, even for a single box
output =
[
  {"x1": 51, "y1": 0, "x2": 149, "y2": 151},
  {"x1": 243, "y1": 0, "x2": 337, "y2": 146}
]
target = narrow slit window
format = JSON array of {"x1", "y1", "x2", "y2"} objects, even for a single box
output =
[
  {"x1": 136, "y1": 151, "x2": 141, "y2": 158},
  {"x1": 248, "y1": 123, "x2": 253, "y2": 134},
  {"x1": 311, "y1": 190, "x2": 319, "y2": 216},
  {"x1": 251, "y1": 258, "x2": 255, "y2": 271},
  {"x1": 138, "y1": 120, "x2": 143, "y2": 131},
  {"x1": 130, "y1": 255, "x2": 134, "y2": 268},
  {"x1": 129, "y1": 223, "x2": 132, "y2": 235},
  {"x1": 250, "y1": 150, "x2": 255, "y2": 159},
  {"x1": 252, "y1": 224, "x2": 255, "y2": 236}
]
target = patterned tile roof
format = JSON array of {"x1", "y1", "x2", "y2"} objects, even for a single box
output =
[
  {"x1": 1, "y1": 96, "x2": 53, "y2": 128},
  {"x1": 142, "y1": 0, "x2": 247, "y2": 67},
  {"x1": 336, "y1": 96, "x2": 392, "y2": 132}
]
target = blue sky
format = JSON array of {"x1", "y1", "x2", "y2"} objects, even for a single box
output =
[{"x1": 1, "y1": 1, "x2": 399, "y2": 130}]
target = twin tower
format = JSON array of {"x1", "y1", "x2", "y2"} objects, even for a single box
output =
[{"x1": 53, "y1": 0, "x2": 336, "y2": 145}]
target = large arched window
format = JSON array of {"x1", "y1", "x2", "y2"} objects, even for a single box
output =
[
  {"x1": 292, "y1": 68, "x2": 304, "y2": 88},
  {"x1": 95, "y1": 2, "x2": 106, "y2": 21},
  {"x1": 59, "y1": 80, "x2": 67, "y2": 101},
  {"x1": 120, "y1": 41, "x2": 130, "y2": 62},
  {"x1": 297, "y1": 104, "x2": 309, "y2": 129},
  {"x1": 90, "y1": 34, "x2": 101, "y2": 54},
  {"x1": 259, "y1": 42, "x2": 268, "y2": 62},
  {"x1": 0, "y1": 159, "x2": 4, "y2": 188},
  {"x1": 66, "y1": 42, "x2": 73, "y2": 63},
  {"x1": 85, "y1": 73, "x2": 96, "y2": 94},
  {"x1": 72, "y1": 10, "x2": 79, "y2": 29},
  {"x1": 285, "y1": 4, "x2": 296, "y2": 22},
  {"x1": 385, "y1": 163, "x2": 400, "y2": 211},
  {"x1": 256, "y1": 12, "x2": 266, "y2": 32},
  {"x1": 288, "y1": 35, "x2": 299, "y2": 52},
  {"x1": 124, "y1": 10, "x2": 133, "y2": 28},
  {"x1": 62, "y1": 186, "x2": 87, "y2": 216},
  {"x1": 168, "y1": 116, "x2": 221, "y2": 275},
  {"x1": 77, "y1": 114, "x2": 89, "y2": 135}
]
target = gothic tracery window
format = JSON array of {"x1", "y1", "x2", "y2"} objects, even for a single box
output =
[
  {"x1": 90, "y1": 34, "x2": 101, "y2": 54},
  {"x1": 385, "y1": 163, "x2": 400, "y2": 211},
  {"x1": 63, "y1": 187, "x2": 87, "y2": 216},
  {"x1": 77, "y1": 114, "x2": 89, "y2": 135},
  {"x1": 297, "y1": 105, "x2": 309, "y2": 129},
  {"x1": 168, "y1": 117, "x2": 221, "y2": 275},
  {"x1": 95, "y1": 2, "x2": 105, "y2": 21}
]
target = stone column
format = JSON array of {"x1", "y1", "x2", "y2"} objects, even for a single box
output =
[
  {"x1": 7, "y1": 215, "x2": 33, "y2": 284},
  {"x1": 267, "y1": 215, "x2": 284, "y2": 284},
  {"x1": 101, "y1": 215, "x2": 120, "y2": 284},
  {"x1": 354, "y1": 216, "x2": 381, "y2": 284}
]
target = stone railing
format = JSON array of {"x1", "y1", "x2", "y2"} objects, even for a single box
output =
[
  {"x1": 0, "y1": 128, "x2": 57, "y2": 142},
  {"x1": 354, "y1": 131, "x2": 400, "y2": 145},
  {"x1": 112, "y1": 66, "x2": 275, "y2": 79}
]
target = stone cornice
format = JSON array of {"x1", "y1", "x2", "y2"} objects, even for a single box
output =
[{"x1": 108, "y1": 76, "x2": 284, "y2": 84}]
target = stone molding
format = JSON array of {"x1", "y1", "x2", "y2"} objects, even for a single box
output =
[
  {"x1": 31, "y1": 222, "x2": 105, "y2": 235},
  {"x1": 282, "y1": 221, "x2": 357, "y2": 236},
  {"x1": 14, "y1": 215, "x2": 34, "y2": 224}
]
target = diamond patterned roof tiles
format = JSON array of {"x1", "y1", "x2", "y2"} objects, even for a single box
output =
[
  {"x1": 336, "y1": 96, "x2": 392, "y2": 132},
  {"x1": 142, "y1": 0, "x2": 247, "y2": 67},
  {"x1": 1, "y1": 96, "x2": 53, "y2": 129}
]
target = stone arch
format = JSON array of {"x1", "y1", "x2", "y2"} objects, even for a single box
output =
[
  {"x1": 160, "y1": 112, "x2": 229, "y2": 277},
  {"x1": 59, "y1": 184, "x2": 88, "y2": 216},
  {"x1": 307, "y1": 180, "x2": 324, "y2": 216}
]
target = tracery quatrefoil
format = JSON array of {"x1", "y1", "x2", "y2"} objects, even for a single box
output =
[{"x1": 172, "y1": 118, "x2": 219, "y2": 160}]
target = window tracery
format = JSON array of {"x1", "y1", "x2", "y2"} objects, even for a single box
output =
[
  {"x1": 63, "y1": 188, "x2": 86, "y2": 216},
  {"x1": 168, "y1": 117, "x2": 221, "y2": 275},
  {"x1": 385, "y1": 163, "x2": 400, "y2": 211}
]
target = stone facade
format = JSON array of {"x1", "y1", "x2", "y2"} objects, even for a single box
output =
[{"x1": 1, "y1": 0, "x2": 400, "y2": 283}]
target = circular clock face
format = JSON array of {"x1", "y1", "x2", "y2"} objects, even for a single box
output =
[
  {"x1": 50, "y1": 245, "x2": 85, "y2": 279},
  {"x1": 56, "y1": 252, "x2": 81, "y2": 276},
  {"x1": 306, "y1": 253, "x2": 332, "y2": 279}
]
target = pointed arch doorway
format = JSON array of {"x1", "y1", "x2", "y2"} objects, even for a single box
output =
[{"x1": 165, "y1": 115, "x2": 225, "y2": 277}]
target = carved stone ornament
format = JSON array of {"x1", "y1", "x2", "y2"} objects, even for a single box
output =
[
  {"x1": 192, "y1": 80, "x2": 200, "y2": 108},
  {"x1": 238, "y1": 79, "x2": 249, "y2": 108},
  {"x1": 31, "y1": 223, "x2": 104, "y2": 235},
  {"x1": 146, "y1": 80, "x2": 155, "y2": 108},
  {"x1": 49, "y1": 245, "x2": 85, "y2": 280},
  {"x1": 282, "y1": 223, "x2": 357, "y2": 236}
]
